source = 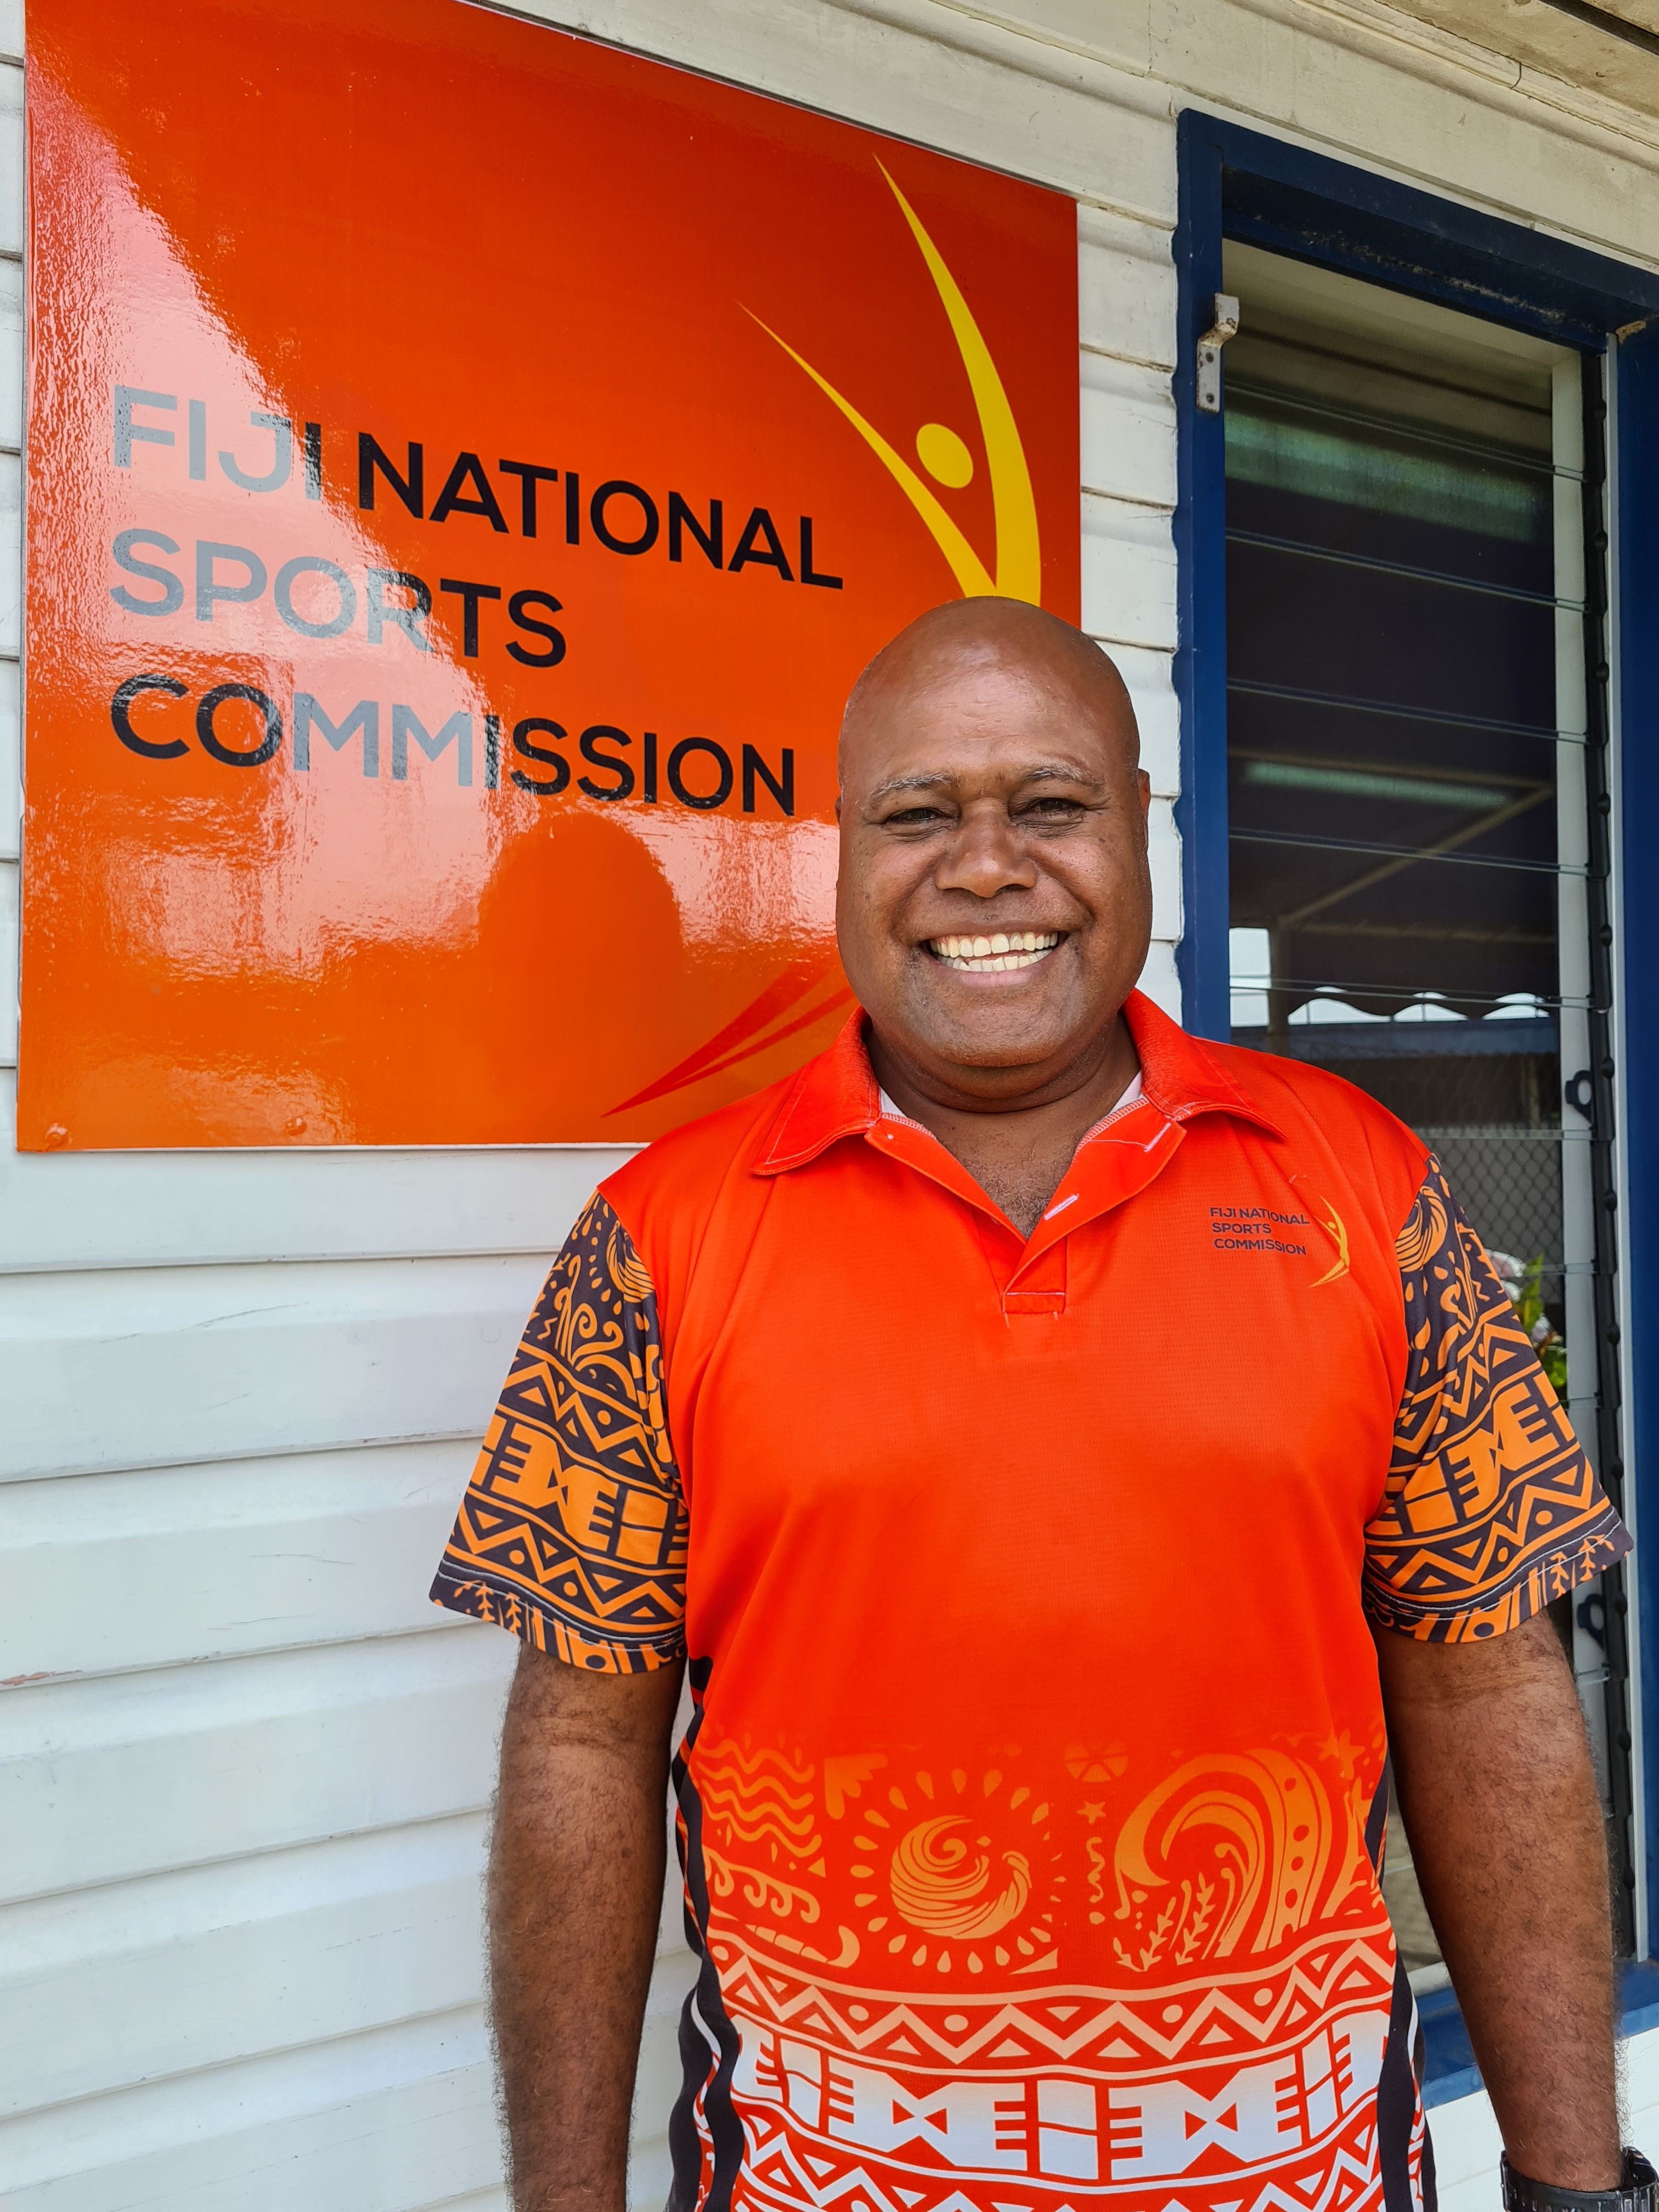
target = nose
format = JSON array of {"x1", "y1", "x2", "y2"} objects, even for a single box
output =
[{"x1": 934, "y1": 800, "x2": 1040, "y2": 900}]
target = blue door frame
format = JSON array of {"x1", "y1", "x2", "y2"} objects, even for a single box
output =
[{"x1": 1171, "y1": 110, "x2": 1659, "y2": 2030}]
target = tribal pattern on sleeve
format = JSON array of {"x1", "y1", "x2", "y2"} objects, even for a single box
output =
[
  {"x1": 430, "y1": 1193, "x2": 687, "y2": 1672},
  {"x1": 1364, "y1": 1153, "x2": 1629, "y2": 1642}
]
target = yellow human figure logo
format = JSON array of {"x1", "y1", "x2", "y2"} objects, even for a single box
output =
[
  {"x1": 749, "y1": 163, "x2": 1042, "y2": 603},
  {"x1": 1311, "y1": 1199, "x2": 1351, "y2": 1288}
]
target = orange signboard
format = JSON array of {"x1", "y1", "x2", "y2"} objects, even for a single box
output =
[{"x1": 20, "y1": 0, "x2": 1080, "y2": 1149}]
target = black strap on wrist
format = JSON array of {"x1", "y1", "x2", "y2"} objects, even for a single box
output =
[{"x1": 1501, "y1": 2149, "x2": 1659, "y2": 2212}]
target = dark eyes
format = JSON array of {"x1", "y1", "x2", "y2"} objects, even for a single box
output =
[{"x1": 878, "y1": 795, "x2": 1087, "y2": 830}]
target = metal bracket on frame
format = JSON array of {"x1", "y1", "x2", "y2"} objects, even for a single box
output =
[{"x1": 1197, "y1": 292, "x2": 1240, "y2": 413}]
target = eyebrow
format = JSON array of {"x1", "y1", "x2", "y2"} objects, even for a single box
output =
[{"x1": 864, "y1": 762, "x2": 1104, "y2": 803}]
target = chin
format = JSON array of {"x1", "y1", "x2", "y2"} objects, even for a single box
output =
[{"x1": 911, "y1": 999, "x2": 1074, "y2": 1071}]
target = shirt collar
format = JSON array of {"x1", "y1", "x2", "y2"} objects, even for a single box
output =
[
  {"x1": 1122, "y1": 989, "x2": 1284, "y2": 1138},
  {"x1": 755, "y1": 989, "x2": 1282, "y2": 1176},
  {"x1": 757, "y1": 1008, "x2": 882, "y2": 1174}
]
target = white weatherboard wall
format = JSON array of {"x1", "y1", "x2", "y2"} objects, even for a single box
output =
[{"x1": 3, "y1": 0, "x2": 1658, "y2": 2204}]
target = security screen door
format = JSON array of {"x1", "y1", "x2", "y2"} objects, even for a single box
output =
[{"x1": 1220, "y1": 242, "x2": 1632, "y2": 1977}]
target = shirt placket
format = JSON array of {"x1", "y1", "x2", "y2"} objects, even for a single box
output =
[{"x1": 865, "y1": 1099, "x2": 1192, "y2": 1319}]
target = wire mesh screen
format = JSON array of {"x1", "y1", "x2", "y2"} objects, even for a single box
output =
[
  {"x1": 1424, "y1": 1128, "x2": 1563, "y2": 1288},
  {"x1": 1272, "y1": 1038, "x2": 1574, "y2": 1368}
]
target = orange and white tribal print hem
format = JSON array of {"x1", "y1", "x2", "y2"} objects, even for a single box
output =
[{"x1": 670, "y1": 1726, "x2": 1423, "y2": 2212}]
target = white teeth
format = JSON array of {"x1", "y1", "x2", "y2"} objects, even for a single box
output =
[{"x1": 926, "y1": 929, "x2": 1062, "y2": 972}]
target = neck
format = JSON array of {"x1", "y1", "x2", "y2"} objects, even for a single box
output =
[{"x1": 868, "y1": 1013, "x2": 1141, "y2": 1239}]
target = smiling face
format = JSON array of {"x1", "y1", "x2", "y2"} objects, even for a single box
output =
[{"x1": 836, "y1": 599, "x2": 1153, "y2": 1107}]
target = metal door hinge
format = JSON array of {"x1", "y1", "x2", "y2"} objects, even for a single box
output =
[{"x1": 1197, "y1": 293, "x2": 1240, "y2": 414}]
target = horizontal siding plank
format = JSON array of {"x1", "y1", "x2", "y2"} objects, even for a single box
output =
[
  {"x1": 1079, "y1": 206, "x2": 1176, "y2": 370},
  {"x1": 2, "y1": 2061, "x2": 502, "y2": 2212},
  {"x1": 918, "y1": 0, "x2": 1156, "y2": 81},
  {"x1": 4, "y1": 1441, "x2": 487, "y2": 1678},
  {"x1": 1, "y1": 1627, "x2": 515, "y2": 1903},
  {"x1": 1081, "y1": 493, "x2": 1177, "y2": 651},
  {"x1": 0, "y1": 1255, "x2": 548, "y2": 1482},
  {"x1": 0, "y1": 2007, "x2": 494, "y2": 2200},
  {"x1": 0, "y1": 1919, "x2": 691, "y2": 2209},
  {"x1": 1152, "y1": 0, "x2": 1298, "y2": 137},
  {"x1": 0, "y1": 657, "x2": 19, "y2": 861},
  {"x1": 0, "y1": 61, "x2": 18, "y2": 257},
  {"x1": 1101, "y1": 640, "x2": 1178, "y2": 800},
  {"x1": 0, "y1": 853, "x2": 14, "y2": 1066},
  {"x1": 0, "y1": 1104, "x2": 619, "y2": 1270},
  {"x1": 1261, "y1": 15, "x2": 1659, "y2": 269},
  {"x1": 1147, "y1": 796, "x2": 1182, "y2": 944},
  {"x1": 5, "y1": 2034, "x2": 677, "y2": 2212},
  {"x1": 0, "y1": 1896, "x2": 691, "y2": 2187},
  {"x1": 1138, "y1": 935, "x2": 1182, "y2": 1018},
  {"x1": 0, "y1": 446, "x2": 16, "y2": 658},
  {"x1": 0, "y1": 250, "x2": 16, "y2": 449},
  {"x1": 1081, "y1": 349, "x2": 1177, "y2": 511},
  {"x1": 3, "y1": 1816, "x2": 489, "y2": 2115}
]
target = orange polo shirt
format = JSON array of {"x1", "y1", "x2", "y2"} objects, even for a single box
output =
[{"x1": 433, "y1": 990, "x2": 1627, "y2": 2212}]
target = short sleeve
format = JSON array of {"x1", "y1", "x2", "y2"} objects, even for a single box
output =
[
  {"x1": 1364, "y1": 1153, "x2": 1630, "y2": 1642},
  {"x1": 429, "y1": 1192, "x2": 687, "y2": 1673}
]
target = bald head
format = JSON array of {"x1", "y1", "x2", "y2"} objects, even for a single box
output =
[
  {"x1": 839, "y1": 596, "x2": 1139, "y2": 795},
  {"x1": 833, "y1": 596, "x2": 1153, "y2": 1107}
]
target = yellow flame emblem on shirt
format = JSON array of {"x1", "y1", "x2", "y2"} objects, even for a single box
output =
[
  {"x1": 1311, "y1": 1198, "x2": 1351, "y2": 1288},
  {"x1": 748, "y1": 163, "x2": 1041, "y2": 603}
]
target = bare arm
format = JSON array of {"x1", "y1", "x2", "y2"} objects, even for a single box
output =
[
  {"x1": 488, "y1": 1642, "x2": 685, "y2": 2212},
  {"x1": 1377, "y1": 1610, "x2": 1618, "y2": 2188}
]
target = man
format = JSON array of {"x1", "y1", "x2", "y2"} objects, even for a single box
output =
[{"x1": 432, "y1": 599, "x2": 1638, "y2": 2212}]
